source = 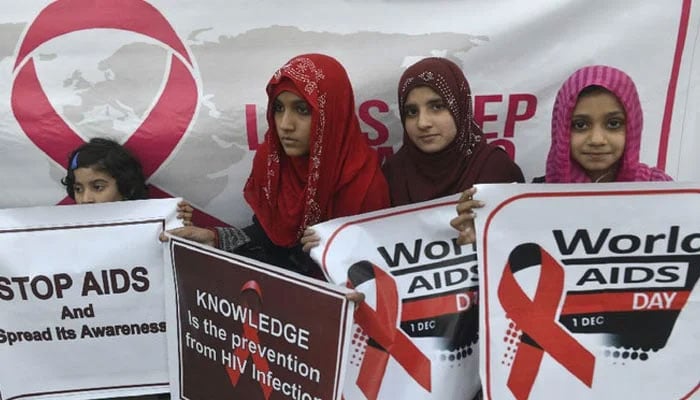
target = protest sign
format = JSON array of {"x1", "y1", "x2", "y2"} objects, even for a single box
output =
[
  {"x1": 0, "y1": 198, "x2": 181, "y2": 399},
  {"x1": 310, "y1": 196, "x2": 480, "y2": 400},
  {"x1": 165, "y1": 237, "x2": 353, "y2": 400},
  {"x1": 474, "y1": 182, "x2": 699, "y2": 400}
]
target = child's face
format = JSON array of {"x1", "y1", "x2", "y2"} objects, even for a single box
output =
[
  {"x1": 273, "y1": 91, "x2": 312, "y2": 157},
  {"x1": 403, "y1": 86, "x2": 458, "y2": 154},
  {"x1": 72, "y1": 167, "x2": 123, "y2": 204},
  {"x1": 569, "y1": 91, "x2": 626, "y2": 182}
]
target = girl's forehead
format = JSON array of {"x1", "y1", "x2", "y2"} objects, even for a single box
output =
[
  {"x1": 574, "y1": 91, "x2": 625, "y2": 112},
  {"x1": 275, "y1": 90, "x2": 305, "y2": 102},
  {"x1": 73, "y1": 166, "x2": 115, "y2": 181},
  {"x1": 408, "y1": 85, "x2": 441, "y2": 98}
]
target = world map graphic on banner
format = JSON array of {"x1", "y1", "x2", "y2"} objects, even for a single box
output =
[
  {"x1": 1, "y1": 11, "x2": 485, "y2": 226},
  {"x1": 1, "y1": 0, "x2": 699, "y2": 227},
  {"x1": 1, "y1": 2, "x2": 700, "y2": 400}
]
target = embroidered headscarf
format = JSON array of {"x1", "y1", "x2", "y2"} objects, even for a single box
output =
[
  {"x1": 546, "y1": 65, "x2": 672, "y2": 182},
  {"x1": 244, "y1": 54, "x2": 389, "y2": 247},
  {"x1": 383, "y1": 57, "x2": 519, "y2": 205}
]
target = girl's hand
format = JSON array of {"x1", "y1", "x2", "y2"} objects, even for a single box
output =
[
  {"x1": 160, "y1": 226, "x2": 216, "y2": 247},
  {"x1": 177, "y1": 200, "x2": 194, "y2": 226},
  {"x1": 300, "y1": 228, "x2": 321, "y2": 253},
  {"x1": 345, "y1": 291, "x2": 365, "y2": 303},
  {"x1": 450, "y1": 187, "x2": 485, "y2": 245}
]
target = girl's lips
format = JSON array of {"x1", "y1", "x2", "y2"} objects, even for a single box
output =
[
  {"x1": 583, "y1": 153, "x2": 612, "y2": 160},
  {"x1": 418, "y1": 134, "x2": 440, "y2": 140}
]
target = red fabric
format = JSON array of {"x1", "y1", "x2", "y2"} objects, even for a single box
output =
[
  {"x1": 244, "y1": 54, "x2": 389, "y2": 247},
  {"x1": 383, "y1": 57, "x2": 524, "y2": 206}
]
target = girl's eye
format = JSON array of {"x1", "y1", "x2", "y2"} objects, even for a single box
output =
[
  {"x1": 273, "y1": 101, "x2": 284, "y2": 113},
  {"x1": 93, "y1": 184, "x2": 106, "y2": 192},
  {"x1": 73, "y1": 185, "x2": 83, "y2": 193},
  {"x1": 571, "y1": 119, "x2": 589, "y2": 131},
  {"x1": 296, "y1": 103, "x2": 311, "y2": 116},
  {"x1": 431, "y1": 102, "x2": 446, "y2": 111},
  {"x1": 404, "y1": 106, "x2": 418, "y2": 117},
  {"x1": 607, "y1": 118, "x2": 625, "y2": 130}
]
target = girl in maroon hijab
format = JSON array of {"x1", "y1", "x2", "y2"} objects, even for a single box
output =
[
  {"x1": 168, "y1": 54, "x2": 389, "y2": 277},
  {"x1": 382, "y1": 57, "x2": 523, "y2": 400},
  {"x1": 382, "y1": 57, "x2": 523, "y2": 206}
]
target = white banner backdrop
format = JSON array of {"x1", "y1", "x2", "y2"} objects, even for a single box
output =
[
  {"x1": 473, "y1": 183, "x2": 699, "y2": 400},
  {"x1": 1, "y1": 1, "x2": 699, "y2": 227},
  {"x1": 310, "y1": 196, "x2": 480, "y2": 400},
  {"x1": 0, "y1": 198, "x2": 181, "y2": 399}
]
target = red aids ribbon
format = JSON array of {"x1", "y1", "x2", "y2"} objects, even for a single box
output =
[
  {"x1": 349, "y1": 261, "x2": 432, "y2": 399},
  {"x1": 12, "y1": 0, "x2": 194, "y2": 174},
  {"x1": 498, "y1": 243, "x2": 595, "y2": 400},
  {"x1": 226, "y1": 280, "x2": 273, "y2": 399},
  {"x1": 10, "y1": 0, "x2": 226, "y2": 226}
]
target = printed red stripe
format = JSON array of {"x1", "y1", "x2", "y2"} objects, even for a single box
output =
[
  {"x1": 561, "y1": 290, "x2": 690, "y2": 314},
  {"x1": 401, "y1": 291, "x2": 477, "y2": 321}
]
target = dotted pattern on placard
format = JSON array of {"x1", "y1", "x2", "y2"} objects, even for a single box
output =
[
  {"x1": 436, "y1": 332, "x2": 479, "y2": 369},
  {"x1": 349, "y1": 325, "x2": 369, "y2": 367},
  {"x1": 602, "y1": 346, "x2": 654, "y2": 366},
  {"x1": 501, "y1": 319, "x2": 522, "y2": 368}
]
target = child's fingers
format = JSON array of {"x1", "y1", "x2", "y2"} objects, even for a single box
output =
[
  {"x1": 300, "y1": 228, "x2": 320, "y2": 247},
  {"x1": 450, "y1": 214, "x2": 475, "y2": 231},
  {"x1": 456, "y1": 199, "x2": 484, "y2": 214},
  {"x1": 458, "y1": 187, "x2": 477, "y2": 202},
  {"x1": 301, "y1": 239, "x2": 320, "y2": 253},
  {"x1": 345, "y1": 291, "x2": 365, "y2": 303},
  {"x1": 456, "y1": 228, "x2": 476, "y2": 246},
  {"x1": 160, "y1": 226, "x2": 187, "y2": 242}
]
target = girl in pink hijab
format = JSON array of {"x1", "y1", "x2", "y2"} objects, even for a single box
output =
[
  {"x1": 453, "y1": 65, "x2": 672, "y2": 244},
  {"x1": 537, "y1": 64, "x2": 672, "y2": 183}
]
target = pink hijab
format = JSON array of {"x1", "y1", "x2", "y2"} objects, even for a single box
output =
[{"x1": 545, "y1": 65, "x2": 672, "y2": 182}]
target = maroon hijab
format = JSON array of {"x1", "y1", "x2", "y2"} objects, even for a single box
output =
[{"x1": 383, "y1": 57, "x2": 504, "y2": 206}]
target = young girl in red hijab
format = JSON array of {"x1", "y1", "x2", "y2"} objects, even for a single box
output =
[{"x1": 169, "y1": 54, "x2": 389, "y2": 278}]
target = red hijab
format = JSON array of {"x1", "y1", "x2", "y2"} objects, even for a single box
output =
[
  {"x1": 244, "y1": 54, "x2": 389, "y2": 247},
  {"x1": 383, "y1": 57, "x2": 520, "y2": 206}
]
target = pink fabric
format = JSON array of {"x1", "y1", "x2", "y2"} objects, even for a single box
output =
[{"x1": 545, "y1": 65, "x2": 672, "y2": 183}]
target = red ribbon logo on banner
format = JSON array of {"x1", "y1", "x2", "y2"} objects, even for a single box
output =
[
  {"x1": 498, "y1": 243, "x2": 595, "y2": 400},
  {"x1": 10, "y1": 0, "x2": 224, "y2": 225},
  {"x1": 226, "y1": 280, "x2": 273, "y2": 399},
  {"x1": 349, "y1": 261, "x2": 432, "y2": 399}
]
